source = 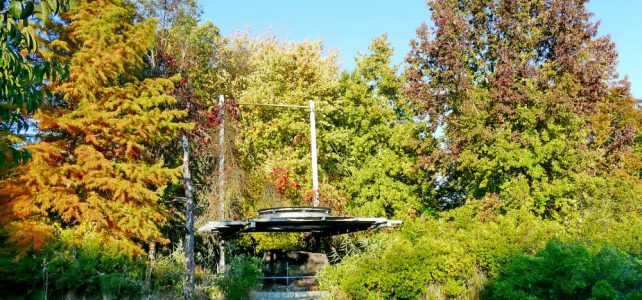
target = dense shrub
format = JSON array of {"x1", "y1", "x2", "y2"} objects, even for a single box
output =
[
  {"x1": 319, "y1": 202, "x2": 642, "y2": 299},
  {"x1": 215, "y1": 255, "x2": 264, "y2": 300},
  {"x1": 150, "y1": 244, "x2": 187, "y2": 295},
  {"x1": 0, "y1": 232, "x2": 146, "y2": 298},
  {"x1": 0, "y1": 231, "x2": 195, "y2": 299},
  {"x1": 484, "y1": 241, "x2": 642, "y2": 300},
  {"x1": 318, "y1": 207, "x2": 564, "y2": 299}
]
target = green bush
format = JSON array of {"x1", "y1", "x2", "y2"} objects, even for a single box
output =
[
  {"x1": 0, "y1": 233, "x2": 146, "y2": 298},
  {"x1": 0, "y1": 232, "x2": 191, "y2": 298},
  {"x1": 215, "y1": 255, "x2": 263, "y2": 300},
  {"x1": 151, "y1": 244, "x2": 186, "y2": 294},
  {"x1": 318, "y1": 207, "x2": 563, "y2": 299},
  {"x1": 484, "y1": 241, "x2": 642, "y2": 300},
  {"x1": 319, "y1": 198, "x2": 642, "y2": 300},
  {"x1": 55, "y1": 238, "x2": 146, "y2": 296}
]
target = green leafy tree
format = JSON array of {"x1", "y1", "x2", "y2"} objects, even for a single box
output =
[
  {"x1": 405, "y1": 0, "x2": 642, "y2": 220},
  {"x1": 322, "y1": 1, "x2": 642, "y2": 298},
  {"x1": 235, "y1": 38, "x2": 341, "y2": 212},
  {"x1": 0, "y1": 0, "x2": 72, "y2": 170},
  {"x1": 328, "y1": 35, "x2": 437, "y2": 218},
  {"x1": 235, "y1": 35, "x2": 436, "y2": 219},
  {"x1": 225, "y1": 38, "x2": 341, "y2": 250}
]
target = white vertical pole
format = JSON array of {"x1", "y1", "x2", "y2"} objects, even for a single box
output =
[{"x1": 309, "y1": 100, "x2": 319, "y2": 207}]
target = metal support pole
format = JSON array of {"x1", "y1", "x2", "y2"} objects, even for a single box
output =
[
  {"x1": 217, "y1": 238, "x2": 226, "y2": 274},
  {"x1": 309, "y1": 100, "x2": 319, "y2": 207},
  {"x1": 182, "y1": 135, "x2": 195, "y2": 299}
]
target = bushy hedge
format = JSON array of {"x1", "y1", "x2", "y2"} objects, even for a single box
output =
[
  {"x1": 484, "y1": 241, "x2": 642, "y2": 300},
  {"x1": 215, "y1": 255, "x2": 263, "y2": 300},
  {"x1": 0, "y1": 235, "x2": 144, "y2": 298},
  {"x1": 0, "y1": 231, "x2": 191, "y2": 299},
  {"x1": 318, "y1": 202, "x2": 642, "y2": 299},
  {"x1": 318, "y1": 207, "x2": 563, "y2": 299}
]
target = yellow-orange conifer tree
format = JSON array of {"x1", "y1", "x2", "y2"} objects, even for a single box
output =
[{"x1": 0, "y1": 0, "x2": 191, "y2": 255}]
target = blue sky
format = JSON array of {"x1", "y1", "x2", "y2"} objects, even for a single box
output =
[{"x1": 202, "y1": 0, "x2": 642, "y2": 97}]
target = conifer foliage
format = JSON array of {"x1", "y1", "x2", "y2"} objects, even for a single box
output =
[{"x1": 0, "y1": 0, "x2": 190, "y2": 254}]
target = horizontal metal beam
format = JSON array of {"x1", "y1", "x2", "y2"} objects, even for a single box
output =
[
  {"x1": 236, "y1": 102, "x2": 309, "y2": 109},
  {"x1": 263, "y1": 276, "x2": 317, "y2": 279}
]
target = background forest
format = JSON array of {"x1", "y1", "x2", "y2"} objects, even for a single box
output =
[{"x1": 0, "y1": 0, "x2": 641, "y2": 299}]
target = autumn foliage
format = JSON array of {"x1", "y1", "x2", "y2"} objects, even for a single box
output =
[
  {"x1": 0, "y1": 0, "x2": 190, "y2": 255},
  {"x1": 0, "y1": 0, "x2": 641, "y2": 298}
]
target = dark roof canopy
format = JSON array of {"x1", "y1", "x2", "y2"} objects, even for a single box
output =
[{"x1": 198, "y1": 206, "x2": 402, "y2": 237}]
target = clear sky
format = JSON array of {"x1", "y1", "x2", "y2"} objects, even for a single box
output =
[{"x1": 202, "y1": 0, "x2": 642, "y2": 97}]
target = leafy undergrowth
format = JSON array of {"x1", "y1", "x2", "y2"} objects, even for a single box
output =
[
  {"x1": 484, "y1": 241, "x2": 642, "y2": 300},
  {"x1": 318, "y1": 205, "x2": 642, "y2": 299},
  {"x1": 0, "y1": 231, "x2": 224, "y2": 299}
]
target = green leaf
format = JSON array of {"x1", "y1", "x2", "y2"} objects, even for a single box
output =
[
  {"x1": 29, "y1": 31, "x2": 38, "y2": 52},
  {"x1": 20, "y1": 1, "x2": 35, "y2": 19},
  {"x1": 8, "y1": 1, "x2": 22, "y2": 20},
  {"x1": 22, "y1": 30, "x2": 32, "y2": 51},
  {"x1": 48, "y1": 0, "x2": 59, "y2": 14},
  {"x1": 40, "y1": 1, "x2": 51, "y2": 22},
  {"x1": 34, "y1": 65, "x2": 44, "y2": 83},
  {"x1": 10, "y1": 27, "x2": 21, "y2": 43},
  {"x1": 43, "y1": 61, "x2": 51, "y2": 79}
]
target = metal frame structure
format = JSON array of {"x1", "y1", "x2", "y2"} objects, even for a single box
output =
[{"x1": 208, "y1": 96, "x2": 403, "y2": 281}]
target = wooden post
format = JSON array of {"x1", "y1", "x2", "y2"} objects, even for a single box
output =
[
  {"x1": 145, "y1": 241, "x2": 156, "y2": 296},
  {"x1": 309, "y1": 100, "x2": 319, "y2": 207}
]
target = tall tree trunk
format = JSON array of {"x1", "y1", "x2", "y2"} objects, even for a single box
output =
[
  {"x1": 182, "y1": 134, "x2": 195, "y2": 300},
  {"x1": 218, "y1": 96, "x2": 225, "y2": 219},
  {"x1": 217, "y1": 95, "x2": 226, "y2": 273},
  {"x1": 145, "y1": 241, "x2": 156, "y2": 297}
]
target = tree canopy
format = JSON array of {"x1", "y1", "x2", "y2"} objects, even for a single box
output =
[
  {"x1": 0, "y1": 0, "x2": 640, "y2": 298},
  {"x1": 0, "y1": 0, "x2": 72, "y2": 170},
  {"x1": 0, "y1": 0, "x2": 190, "y2": 255}
]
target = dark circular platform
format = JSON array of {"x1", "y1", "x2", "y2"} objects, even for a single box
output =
[
  {"x1": 257, "y1": 206, "x2": 331, "y2": 218},
  {"x1": 198, "y1": 206, "x2": 401, "y2": 237}
]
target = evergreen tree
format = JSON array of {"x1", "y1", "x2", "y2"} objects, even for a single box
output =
[
  {"x1": 329, "y1": 35, "x2": 436, "y2": 218},
  {"x1": 405, "y1": 0, "x2": 642, "y2": 219},
  {"x1": 0, "y1": 0, "x2": 190, "y2": 254}
]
